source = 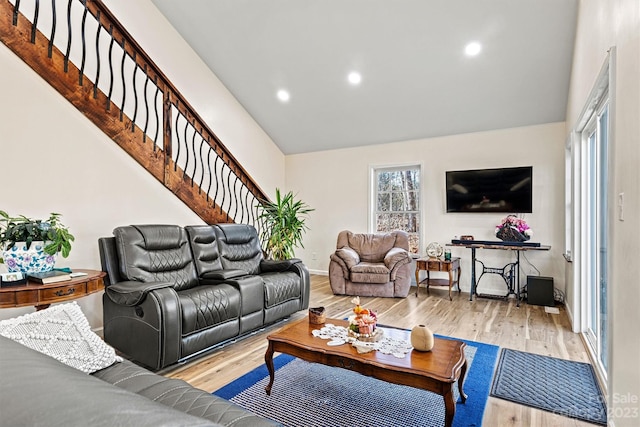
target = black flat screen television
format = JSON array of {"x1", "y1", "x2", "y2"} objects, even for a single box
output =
[{"x1": 446, "y1": 166, "x2": 533, "y2": 213}]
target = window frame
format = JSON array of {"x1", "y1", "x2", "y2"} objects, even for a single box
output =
[{"x1": 369, "y1": 163, "x2": 423, "y2": 255}]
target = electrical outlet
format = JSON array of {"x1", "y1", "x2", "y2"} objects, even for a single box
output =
[
  {"x1": 311, "y1": 252, "x2": 317, "y2": 261},
  {"x1": 618, "y1": 192, "x2": 624, "y2": 221}
]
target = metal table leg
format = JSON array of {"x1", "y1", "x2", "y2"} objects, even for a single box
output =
[{"x1": 469, "y1": 247, "x2": 477, "y2": 301}]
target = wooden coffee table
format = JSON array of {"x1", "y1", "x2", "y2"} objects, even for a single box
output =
[{"x1": 265, "y1": 317, "x2": 467, "y2": 427}]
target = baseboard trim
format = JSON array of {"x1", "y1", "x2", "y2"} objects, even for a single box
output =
[
  {"x1": 309, "y1": 269, "x2": 328, "y2": 276},
  {"x1": 579, "y1": 332, "x2": 608, "y2": 397}
]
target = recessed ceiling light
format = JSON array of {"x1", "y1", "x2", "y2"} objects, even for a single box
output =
[
  {"x1": 348, "y1": 71, "x2": 362, "y2": 85},
  {"x1": 276, "y1": 89, "x2": 290, "y2": 102},
  {"x1": 465, "y1": 42, "x2": 482, "y2": 56}
]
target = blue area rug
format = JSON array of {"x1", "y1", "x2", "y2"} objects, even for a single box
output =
[
  {"x1": 490, "y1": 348, "x2": 607, "y2": 425},
  {"x1": 215, "y1": 336, "x2": 499, "y2": 427}
]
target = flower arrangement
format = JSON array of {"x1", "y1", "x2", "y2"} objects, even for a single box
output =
[
  {"x1": 495, "y1": 215, "x2": 533, "y2": 242},
  {"x1": 348, "y1": 296, "x2": 377, "y2": 335}
]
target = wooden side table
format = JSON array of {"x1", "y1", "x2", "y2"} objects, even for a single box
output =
[
  {"x1": 0, "y1": 269, "x2": 105, "y2": 311},
  {"x1": 415, "y1": 257, "x2": 461, "y2": 300}
]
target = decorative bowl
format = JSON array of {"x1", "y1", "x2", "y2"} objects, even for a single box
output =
[{"x1": 347, "y1": 328, "x2": 384, "y2": 343}]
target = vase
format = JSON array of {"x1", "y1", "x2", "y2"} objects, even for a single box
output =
[
  {"x1": 2, "y1": 241, "x2": 56, "y2": 273},
  {"x1": 410, "y1": 324, "x2": 434, "y2": 351}
]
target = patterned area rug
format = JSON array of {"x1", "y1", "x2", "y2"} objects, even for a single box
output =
[
  {"x1": 215, "y1": 337, "x2": 499, "y2": 427},
  {"x1": 490, "y1": 348, "x2": 607, "y2": 425}
]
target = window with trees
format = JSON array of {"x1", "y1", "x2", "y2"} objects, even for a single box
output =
[{"x1": 372, "y1": 165, "x2": 421, "y2": 254}]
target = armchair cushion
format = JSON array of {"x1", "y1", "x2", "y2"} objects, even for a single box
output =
[
  {"x1": 335, "y1": 247, "x2": 360, "y2": 269},
  {"x1": 105, "y1": 281, "x2": 174, "y2": 306},
  {"x1": 350, "y1": 262, "x2": 390, "y2": 284}
]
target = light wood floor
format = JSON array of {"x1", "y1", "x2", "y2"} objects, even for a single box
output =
[{"x1": 166, "y1": 275, "x2": 593, "y2": 426}]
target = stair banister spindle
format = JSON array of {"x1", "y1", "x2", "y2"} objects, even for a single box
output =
[
  {"x1": 31, "y1": 0, "x2": 39, "y2": 43},
  {"x1": 47, "y1": 0, "x2": 56, "y2": 57},
  {"x1": 142, "y1": 64, "x2": 149, "y2": 141},
  {"x1": 118, "y1": 37, "x2": 126, "y2": 121},
  {"x1": 106, "y1": 24, "x2": 114, "y2": 111},
  {"x1": 205, "y1": 145, "x2": 214, "y2": 201},
  {"x1": 173, "y1": 105, "x2": 181, "y2": 171},
  {"x1": 78, "y1": 0, "x2": 87, "y2": 85},
  {"x1": 93, "y1": 10, "x2": 100, "y2": 97},
  {"x1": 232, "y1": 175, "x2": 240, "y2": 220},
  {"x1": 197, "y1": 135, "x2": 207, "y2": 193},
  {"x1": 152, "y1": 76, "x2": 160, "y2": 149},
  {"x1": 131, "y1": 51, "x2": 138, "y2": 131},
  {"x1": 63, "y1": 0, "x2": 72, "y2": 72}
]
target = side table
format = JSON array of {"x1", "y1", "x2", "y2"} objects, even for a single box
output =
[
  {"x1": 415, "y1": 257, "x2": 461, "y2": 300},
  {"x1": 0, "y1": 269, "x2": 105, "y2": 311}
]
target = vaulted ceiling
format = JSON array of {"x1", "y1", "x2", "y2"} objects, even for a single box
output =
[{"x1": 151, "y1": 0, "x2": 578, "y2": 155}]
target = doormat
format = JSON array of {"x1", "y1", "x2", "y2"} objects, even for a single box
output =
[{"x1": 490, "y1": 348, "x2": 607, "y2": 425}]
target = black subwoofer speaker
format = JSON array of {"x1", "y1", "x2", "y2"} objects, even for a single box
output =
[{"x1": 527, "y1": 276, "x2": 555, "y2": 306}]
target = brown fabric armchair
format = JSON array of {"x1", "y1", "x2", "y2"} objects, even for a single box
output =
[{"x1": 329, "y1": 230, "x2": 412, "y2": 297}]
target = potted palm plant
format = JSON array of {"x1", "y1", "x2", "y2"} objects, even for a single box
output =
[
  {"x1": 258, "y1": 189, "x2": 313, "y2": 260},
  {"x1": 0, "y1": 211, "x2": 75, "y2": 273}
]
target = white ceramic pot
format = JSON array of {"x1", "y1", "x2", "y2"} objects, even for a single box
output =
[
  {"x1": 410, "y1": 324, "x2": 435, "y2": 352},
  {"x1": 2, "y1": 241, "x2": 56, "y2": 273}
]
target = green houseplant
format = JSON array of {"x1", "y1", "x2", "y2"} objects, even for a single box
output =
[
  {"x1": 258, "y1": 189, "x2": 314, "y2": 260},
  {"x1": 0, "y1": 211, "x2": 75, "y2": 273}
]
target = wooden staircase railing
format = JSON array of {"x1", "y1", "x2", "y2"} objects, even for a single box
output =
[{"x1": 1, "y1": 0, "x2": 270, "y2": 232}]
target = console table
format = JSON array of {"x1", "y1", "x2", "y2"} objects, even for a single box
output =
[
  {"x1": 447, "y1": 242, "x2": 550, "y2": 307},
  {"x1": 0, "y1": 269, "x2": 105, "y2": 311},
  {"x1": 415, "y1": 257, "x2": 461, "y2": 300}
]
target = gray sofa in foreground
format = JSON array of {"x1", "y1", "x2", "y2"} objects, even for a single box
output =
[
  {"x1": 99, "y1": 223, "x2": 310, "y2": 370},
  {"x1": 0, "y1": 334, "x2": 279, "y2": 427}
]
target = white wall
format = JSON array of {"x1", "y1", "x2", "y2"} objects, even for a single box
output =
[
  {"x1": 286, "y1": 122, "x2": 566, "y2": 296},
  {"x1": 0, "y1": 0, "x2": 285, "y2": 327},
  {"x1": 565, "y1": 0, "x2": 640, "y2": 424}
]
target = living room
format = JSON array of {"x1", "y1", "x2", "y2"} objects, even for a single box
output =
[{"x1": 0, "y1": 0, "x2": 638, "y2": 426}]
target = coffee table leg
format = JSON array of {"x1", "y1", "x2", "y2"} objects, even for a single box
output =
[
  {"x1": 264, "y1": 341, "x2": 275, "y2": 396},
  {"x1": 443, "y1": 386, "x2": 455, "y2": 427},
  {"x1": 458, "y1": 357, "x2": 468, "y2": 403}
]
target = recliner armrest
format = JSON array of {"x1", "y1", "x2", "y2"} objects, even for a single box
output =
[
  {"x1": 260, "y1": 258, "x2": 301, "y2": 272},
  {"x1": 384, "y1": 247, "x2": 411, "y2": 270},
  {"x1": 200, "y1": 269, "x2": 247, "y2": 280},
  {"x1": 334, "y1": 247, "x2": 360, "y2": 269},
  {"x1": 105, "y1": 281, "x2": 174, "y2": 306}
]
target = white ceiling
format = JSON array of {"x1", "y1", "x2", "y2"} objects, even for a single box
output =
[{"x1": 151, "y1": 0, "x2": 578, "y2": 155}]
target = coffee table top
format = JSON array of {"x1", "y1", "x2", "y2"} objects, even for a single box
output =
[{"x1": 267, "y1": 317, "x2": 466, "y2": 383}]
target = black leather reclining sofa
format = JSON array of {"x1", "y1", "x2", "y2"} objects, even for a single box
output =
[{"x1": 99, "y1": 223, "x2": 310, "y2": 370}]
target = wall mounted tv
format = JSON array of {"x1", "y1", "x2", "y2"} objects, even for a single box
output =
[{"x1": 446, "y1": 166, "x2": 533, "y2": 213}]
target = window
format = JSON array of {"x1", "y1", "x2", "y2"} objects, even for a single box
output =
[{"x1": 372, "y1": 165, "x2": 421, "y2": 254}]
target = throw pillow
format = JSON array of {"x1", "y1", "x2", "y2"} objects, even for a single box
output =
[{"x1": 0, "y1": 301, "x2": 121, "y2": 374}]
